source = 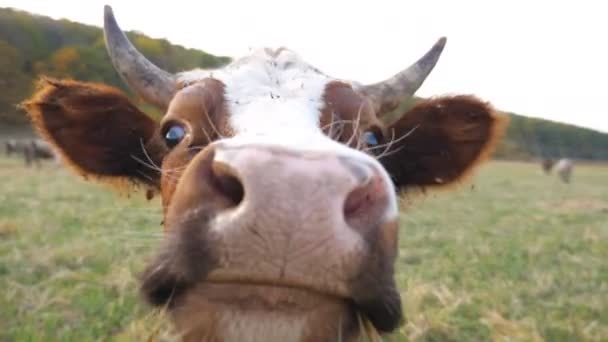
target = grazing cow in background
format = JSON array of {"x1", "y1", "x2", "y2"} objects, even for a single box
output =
[
  {"x1": 554, "y1": 158, "x2": 574, "y2": 183},
  {"x1": 540, "y1": 157, "x2": 574, "y2": 183},
  {"x1": 23, "y1": 6, "x2": 506, "y2": 341},
  {"x1": 5, "y1": 139, "x2": 26, "y2": 157},
  {"x1": 4, "y1": 138, "x2": 59, "y2": 167},
  {"x1": 541, "y1": 158, "x2": 555, "y2": 174},
  {"x1": 23, "y1": 139, "x2": 60, "y2": 167}
]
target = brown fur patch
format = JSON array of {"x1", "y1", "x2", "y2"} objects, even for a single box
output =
[
  {"x1": 541, "y1": 159, "x2": 555, "y2": 174},
  {"x1": 162, "y1": 79, "x2": 232, "y2": 146},
  {"x1": 158, "y1": 80, "x2": 232, "y2": 217},
  {"x1": 321, "y1": 82, "x2": 384, "y2": 148},
  {"x1": 378, "y1": 95, "x2": 508, "y2": 190},
  {"x1": 22, "y1": 78, "x2": 166, "y2": 188}
]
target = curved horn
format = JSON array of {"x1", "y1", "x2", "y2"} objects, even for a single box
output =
[
  {"x1": 103, "y1": 5, "x2": 175, "y2": 110},
  {"x1": 360, "y1": 37, "x2": 447, "y2": 114}
]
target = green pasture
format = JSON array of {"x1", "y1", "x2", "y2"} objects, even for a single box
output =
[{"x1": 1, "y1": 156, "x2": 606, "y2": 341}]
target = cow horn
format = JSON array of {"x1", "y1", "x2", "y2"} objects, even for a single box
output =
[
  {"x1": 103, "y1": 5, "x2": 175, "y2": 110},
  {"x1": 360, "y1": 37, "x2": 447, "y2": 114}
]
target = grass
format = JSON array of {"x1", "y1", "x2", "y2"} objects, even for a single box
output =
[{"x1": 1, "y1": 156, "x2": 607, "y2": 341}]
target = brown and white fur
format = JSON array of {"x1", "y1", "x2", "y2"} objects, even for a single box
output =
[{"x1": 541, "y1": 158, "x2": 573, "y2": 183}]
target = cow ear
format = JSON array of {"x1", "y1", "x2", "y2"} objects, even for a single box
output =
[
  {"x1": 22, "y1": 78, "x2": 167, "y2": 188},
  {"x1": 377, "y1": 95, "x2": 507, "y2": 190}
]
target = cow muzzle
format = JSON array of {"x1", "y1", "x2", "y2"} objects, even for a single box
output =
[{"x1": 143, "y1": 142, "x2": 402, "y2": 340}]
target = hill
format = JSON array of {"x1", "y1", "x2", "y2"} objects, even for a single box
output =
[
  {"x1": 0, "y1": 7, "x2": 230, "y2": 125},
  {"x1": 2, "y1": 7, "x2": 607, "y2": 160},
  {"x1": 496, "y1": 113, "x2": 608, "y2": 160}
]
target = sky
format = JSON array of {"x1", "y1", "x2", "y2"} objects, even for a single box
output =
[{"x1": 3, "y1": 0, "x2": 607, "y2": 132}]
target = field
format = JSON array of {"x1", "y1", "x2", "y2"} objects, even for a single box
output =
[{"x1": 1, "y1": 155, "x2": 607, "y2": 341}]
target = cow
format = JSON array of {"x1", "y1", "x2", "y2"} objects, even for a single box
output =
[
  {"x1": 4, "y1": 138, "x2": 58, "y2": 167},
  {"x1": 554, "y1": 158, "x2": 574, "y2": 183},
  {"x1": 23, "y1": 139, "x2": 60, "y2": 167},
  {"x1": 22, "y1": 6, "x2": 506, "y2": 341},
  {"x1": 541, "y1": 158, "x2": 555, "y2": 174},
  {"x1": 540, "y1": 157, "x2": 573, "y2": 183},
  {"x1": 5, "y1": 139, "x2": 26, "y2": 157}
]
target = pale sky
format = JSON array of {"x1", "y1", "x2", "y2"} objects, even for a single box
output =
[{"x1": 3, "y1": 0, "x2": 607, "y2": 132}]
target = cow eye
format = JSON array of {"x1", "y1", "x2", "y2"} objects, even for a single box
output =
[
  {"x1": 164, "y1": 124, "x2": 186, "y2": 148},
  {"x1": 362, "y1": 131, "x2": 379, "y2": 146}
]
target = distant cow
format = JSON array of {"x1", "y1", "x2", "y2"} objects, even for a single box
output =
[
  {"x1": 554, "y1": 158, "x2": 574, "y2": 183},
  {"x1": 541, "y1": 158, "x2": 555, "y2": 174},
  {"x1": 5, "y1": 139, "x2": 27, "y2": 157},
  {"x1": 4, "y1": 138, "x2": 59, "y2": 167},
  {"x1": 24, "y1": 139, "x2": 60, "y2": 167},
  {"x1": 542, "y1": 158, "x2": 573, "y2": 183}
]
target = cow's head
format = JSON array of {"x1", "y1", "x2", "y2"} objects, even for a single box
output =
[{"x1": 23, "y1": 6, "x2": 506, "y2": 341}]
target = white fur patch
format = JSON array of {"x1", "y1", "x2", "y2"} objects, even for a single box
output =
[{"x1": 178, "y1": 48, "x2": 328, "y2": 139}]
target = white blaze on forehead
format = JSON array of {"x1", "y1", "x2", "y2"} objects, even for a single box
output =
[{"x1": 178, "y1": 48, "x2": 329, "y2": 143}]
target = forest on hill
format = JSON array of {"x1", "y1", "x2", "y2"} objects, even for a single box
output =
[
  {"x1": 497, "y1": 113, "x2": 608, "y2": 160},
  {"x1": 1, "y1": 7, "x2": 607, "y2": 160},
  {"x1": 0, "y1": 7, "x2": 230, "y2": 124}
]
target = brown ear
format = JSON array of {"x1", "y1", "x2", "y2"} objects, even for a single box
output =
[
  {"x1": 22, "y1": 78, "x2": 166, "y2": 187},
  {"x1": 378, "y1": 95, "x2": 507, "y2": 189}
]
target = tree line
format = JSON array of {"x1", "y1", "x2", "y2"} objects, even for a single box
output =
[
  {"x1": 0, "y1": 7, "x2": 230, "y2": 124},
  {"x1": 1, "y1": 7, "x2": 607, "y2": 160}
]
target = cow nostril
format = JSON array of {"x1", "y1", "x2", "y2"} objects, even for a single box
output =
[
  {"x1": 344, "y1": 185, "x2": 370, "y2": 218},
  {"x1": 210, "y1": 161, "x2": 245, "y2": 206},
  {"x1": 343, "y1": 173, "x2": 387, "y2": 227}
]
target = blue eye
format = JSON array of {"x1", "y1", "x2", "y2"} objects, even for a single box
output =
[
  {"x1": 362, "y1": 131, "x2": 379, "y2": 146},
  {"x1": 164, "y1": 125, "x2": 186, "y2": 148}
]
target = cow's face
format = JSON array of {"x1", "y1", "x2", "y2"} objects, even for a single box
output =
[{"x1": 23, "y1": 6, "x2": 506, "y2": 341}]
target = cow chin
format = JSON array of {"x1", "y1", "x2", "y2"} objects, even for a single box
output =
[
  {"x1": 142, "y1": 253, "x2": 360, "y2": 342},
  {"x1": 140, "y1": 204, "x2": 402, "y2": 341},
  {"x1": 170, "y1": 282, "x2": 359, "y2": 342}
]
